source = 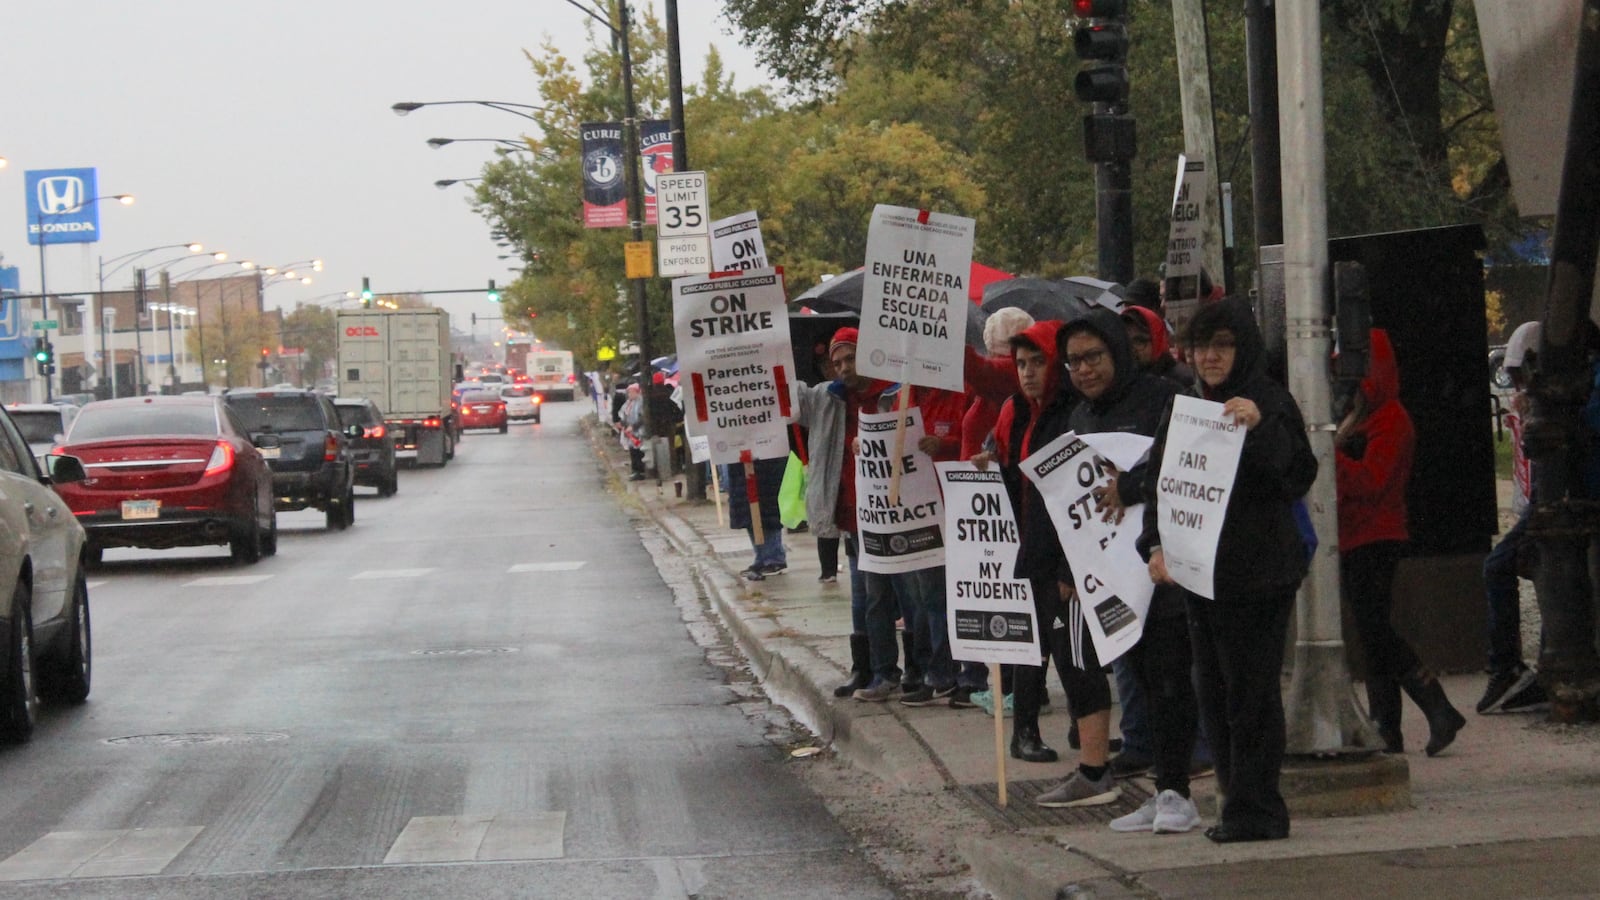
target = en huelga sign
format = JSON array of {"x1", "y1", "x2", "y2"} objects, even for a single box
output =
[{"x1": 672, "y1": 267, "x2": 795, "y2": 465}]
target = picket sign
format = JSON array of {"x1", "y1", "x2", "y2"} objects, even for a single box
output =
[
  {"x1": 992, "y1": 661, "x2": 1007, "y2": 807},
  {"x1": 887, "y1": 372, "x2": 912, "y2": 506},
  {"x1": 710, "y1": 461, "x2": 725, "y2": 527},
  {"x1": 741, "y1": 450, "x2": 762, "y2": 546}
]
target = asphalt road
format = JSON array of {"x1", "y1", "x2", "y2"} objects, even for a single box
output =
[{"x1": 0, "y1": 400, "x2": 893, "y2": 899}]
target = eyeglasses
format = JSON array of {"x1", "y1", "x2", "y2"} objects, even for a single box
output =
[{"x1": 1063, "y1": 348, "x2": 1109, "y2": 370}]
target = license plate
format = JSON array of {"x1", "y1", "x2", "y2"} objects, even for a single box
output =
[
  {"x1": 121, "y1": 499, "x2": 160, "y2": 520},
  {"x1": 260, "y1": 446, "x2": 281, "y2": 459}
]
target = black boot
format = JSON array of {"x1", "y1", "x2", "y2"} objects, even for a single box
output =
[
  {"x1": 1367, "y1": 676, "x2": 1404, "y2": 753},
  {"x1": 900, "y1": 630, "x2": 922, "y2": 692},
  {"x1": 1010, "y1": 714, "x2": 1059, "y2": 763},
  {"x1": 834, "y1": 634, "x2": 872, "y2": 698},
  {"x1": 1401, "y1": 669, "x2": 1466, "y2": 757}
]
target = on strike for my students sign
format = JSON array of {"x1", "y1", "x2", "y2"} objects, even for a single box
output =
[
  {"x1": 672, "y1": 267, "x2": 797, "y2": 465},
  {"x1": 1153, "y1": 395, "x2": 1245, "y2": 599},
  {"x1": 937, "y1": 462, "x2": 1040, "y2": 667},
  {"x1": 858, "y1": 204, "x2": 975, "y2": 392}
]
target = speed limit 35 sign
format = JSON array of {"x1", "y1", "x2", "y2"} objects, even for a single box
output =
[
  {"x1": 655, "y1": 171, "x2": 708, "y2": 238},
  {"x1": 655, "y1": 170, "x2": 712, "y2": 277}
]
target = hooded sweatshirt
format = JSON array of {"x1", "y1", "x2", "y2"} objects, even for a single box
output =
[
  {"x1": 1139, "y1": 298, "x2": 1319, "y2": 597},
  {"x1": 993, "y1": 320, "x2": 1076, "y2": 581},
  {"x1": 1063, "y1": 309, "x2": 1184, "y2": 617},
  {"x1": 1335, "y1": 329, "x2": 1412, "y2": 550},
  {"x1": 1121, "y1": 305, "x2": 1194, "y2": 389}
]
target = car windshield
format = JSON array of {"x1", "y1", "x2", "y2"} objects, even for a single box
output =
[
  {"x1": 501, "y1": 386, "x2": 535, "y2": 397},
  {"x1": 11, "y1": 411, "x2": 64, "y2": 443},
  {"x1": 69, "y1": 404, "x2": 218, "y2": 440},
  {"x1": 229, "y1": 396, "x2": 325, "y2": 431},
  {"x1": 464, "y1": 392, "x2": 501, "y2": 403},
  {"x1": 334, "y1": 405, "x2": 371, "y2": 428}
]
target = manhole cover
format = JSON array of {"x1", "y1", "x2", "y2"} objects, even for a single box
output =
[
  {"x1": 105, "y1": 732, "x2": 290, "y2": 747},
  {"x1": 962, "y1": 778, "x2": 1154, "y2": 829},
  {"x1": 411, "y1": 647, "x2": 520, "y2": 657}
]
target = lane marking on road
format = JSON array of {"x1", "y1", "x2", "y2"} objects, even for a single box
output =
[
  {"x1": 184, "y1": 575, "x2": 273, "y2": 587},
  {"x1": 350, "y1": 568, "x2": 437, "y2": 580},
  {"x1": 507, "y1": 561, "x2": 587, "y2": 573},
  {"x1": 0, "y1": 827, "x2": 203, "y2": 881},
  {"x1": 383, "y1": 812, "x2": 565, "y2": 864}
]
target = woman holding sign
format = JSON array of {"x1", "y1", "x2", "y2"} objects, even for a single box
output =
[{"x1": 1140, "y1": 299, "x2": 1317, "y2": 844}]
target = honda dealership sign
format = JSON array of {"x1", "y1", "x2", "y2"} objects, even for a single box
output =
[{"x1": 26, "y1": 167, "x2": 101, "y2": 245}]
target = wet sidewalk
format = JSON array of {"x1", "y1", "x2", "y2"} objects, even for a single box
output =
[{"x1": 607, "y1": 443, "x2": 1600, "y2": 899}]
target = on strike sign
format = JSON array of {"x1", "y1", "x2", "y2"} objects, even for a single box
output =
[
  {"x1": 937, "y1": 463, "x2": 1040, "y2": 667},
  {"x1": 858, "y1": 204, "x2": 974, "y2": 392},
  {"x1": 672, "y1": 267, "x2": 796, "y2": 465}
]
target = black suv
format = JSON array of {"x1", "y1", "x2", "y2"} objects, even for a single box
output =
[
  {"x1": 334, "y1": 398, "x2": 398, "y2": 497},
  {"x1": 224, "y1": 389, "x2": 358, "y2": 530}
]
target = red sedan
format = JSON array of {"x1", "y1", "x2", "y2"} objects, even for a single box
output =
[
  {"x1": 52, "y1": 396, "x2": 277, "y2": 565},
  {"x1": 458, "y1": 391, "x2": 508, "y2": 434}
]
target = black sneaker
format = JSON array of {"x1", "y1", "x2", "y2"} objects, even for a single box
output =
[
  {"x1": 931, "y1": 684, "x2": 958, "y2": 700},
  {"x1": 740, "y1": 566, "x2": 765, "y2": 582},
  {"x1": 1501, "y1": 679, "x2": 1550, "y2": 713},
  {"x1": 900, "y1": 686, "x2": 937, "y2": 706},
  {"x1": 759, "y1": 562, "x2": 788, "y2": 576},
  {"x1": 949, "y1": 687, "x2": 977, "y2": 709},
  {"x1": 1108, "y1": 750, "x2": 1153, "y2": 780},
  {"x1": 1477, "y1": 664, "x2": 1538, "y2": 714}
]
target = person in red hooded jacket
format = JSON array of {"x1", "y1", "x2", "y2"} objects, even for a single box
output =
[
  {"x1": 1335, "y1": 328, "x2": 1466, "y2": 757},
  {"x1": 1121, "y1": 305, "x2": 1194, "y2": 390}
]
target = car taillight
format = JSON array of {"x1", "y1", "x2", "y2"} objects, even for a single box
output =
[
  {"x1": 204, "y1": 442, "x2": 235, "y2": 477},
  {"x1": 567, "y1": 374, "x2": 575, "y2": 383},
  {"x1": 364, "y1": 424, "x2": 387, "y2": 439},
  {"x1": 50, "y1": 446, "x2": 64, "y2": 456},
  {"x1": 533, "y1": 394, "x2": 543, "y2": 404},
  {"x1": 324, "y1": 434, "x2": 339, "y2": 462},
  {"x1": 424, "y1": 417, "x2": 441, "y2": 428}
]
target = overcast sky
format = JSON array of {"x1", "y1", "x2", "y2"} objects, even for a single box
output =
[{"x1": 1, "y1": 1, "x2": 768, "y2": 326}]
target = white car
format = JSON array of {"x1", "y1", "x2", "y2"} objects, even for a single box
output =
[
  {"x1": 500, "y1": 385, "x2": 542, "y2": 423},
  {"x1": 7, "y1": 403, "x2": 77, "y2": 466},
  {"x1": 0, "y1": 406, "x2": 93, "y2": 743}
]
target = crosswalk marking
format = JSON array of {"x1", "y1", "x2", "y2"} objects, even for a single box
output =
[
  {"x1": 0, "y1": 827, "x2": 203, "y2": 881},
  {"x1": 350, "y1": 568, "x2": 437, "y2": 580},
  {"x1": 507, "y1": 561, "x2": 586, "y2": 573},
  {"x1": 383, "y1": 812, "x2": 565, "y2": 864},
  {"x1": 184, "y1": 575, "x2": 273, "y2": 587}
]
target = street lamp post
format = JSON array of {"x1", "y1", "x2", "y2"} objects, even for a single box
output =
[
  {"x1": 101, "y1": 307, "x2": 117, "y2": 398},
  {"x1": 96, "y1": 243, "x2": 204, "y2": 394},
  {"x1": 30, "y1": 192, "x2": 134, "y2": 400}
]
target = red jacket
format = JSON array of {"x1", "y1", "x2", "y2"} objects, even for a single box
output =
[
  {"x1": 961, "y1": 345, "x2": 1021, "y2": 459},
  {"x1": 1336, "y1": 329, "x2": 1412, "y2": 550},
  {"x1": 881, "y1": 385, "x2": 966, "y2": 462}
]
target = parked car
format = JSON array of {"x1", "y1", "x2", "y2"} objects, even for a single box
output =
[
  {"x1": 458, "y1": 391, "x2": 508, "y2": 433},
  {"x1": 500, "y1": 385, "x2": 542, "y2": 424},
  {"x1": 223, "y1": 389, "x2": 358, "y2": 530},
  {"x1": 52, "y1": 396, "x2": 278, "y2": 566},
  {"x1": 8, "y1": 403, "x2": 78, "y2": 465},
  {"x1": 334, "y1": 398, "x2": 399, "y2": 497},
  {"x1": 0, "y1": 406, "x2": 92, "y2": 743}
]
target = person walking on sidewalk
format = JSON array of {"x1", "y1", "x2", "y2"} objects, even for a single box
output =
[
  {"x1": 616, "y1": 382, "x2": 647, "y2": 480},
  {"x1": 1336, "y1": 328, "x2": 1466, "y2": 756},
  {"x1": 1477, "y1": 321, "x2": 1549, "y2": 714},
  {"x1": 853, "y1": 384, "x2": 969, "y2": 705},
  {"x1": 974, "y1": 320, "x2": 1093, "y2": 777},
  {"x1": 795, "y1": 328, "x2": 892, "y2": 698},
  {"x1": 1032, "y1": 310, "x2": 1200, "y2": 830},
  {"x1": 1142, "y1": 299, "x2": 1318, "y2": 844}
]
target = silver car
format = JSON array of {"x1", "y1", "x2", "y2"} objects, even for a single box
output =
[{"x1": 0, "y1": 407, "x2": 93, "y2": 743}]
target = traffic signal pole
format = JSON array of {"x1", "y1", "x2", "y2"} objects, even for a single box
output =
[{"x1": 1072, "y1": 0, "x2": 1136, "y2": 285}]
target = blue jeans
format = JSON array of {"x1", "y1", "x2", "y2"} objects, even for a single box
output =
[
  {"x1": 905, "y1": 566, "x2": 955, "y2": 690},
  {"x1": 1113, "y1": 656, "x2": 1151, "y2": 756},
  {"x1": 745, "y1": 525, "x2": 786, "y2": 569},
  {"x1": 847, "y1": 535, "x2": 867, "y2": 634},
  {"x1": 862, "y1": 570, "x2": 905, "y2": 684},
  {"x1": 1484, "y1": 510, "x2": 1531, "y2": 673}
]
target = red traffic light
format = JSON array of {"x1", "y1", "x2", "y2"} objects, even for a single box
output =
[{"x1": 1073, "y1": 0, "x2": 1126, "y2": 17}]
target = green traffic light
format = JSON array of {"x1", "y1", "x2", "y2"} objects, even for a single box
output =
[{"x1": 487, "y1": 279, "x2": 500, "y2": 302}]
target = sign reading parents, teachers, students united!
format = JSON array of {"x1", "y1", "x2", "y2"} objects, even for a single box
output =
[
  {"x1": 855, "y1": 408, "x2": 945, "y2": 574},
  {"x1": 936, "y1": 462, "x2": 1040, "y2": 667},
  {"x1": 672, "y1": 267, "x2": 796, "y2": 465},
  {"x1": 1153, "y1": 395, "x2": 1245, "y2": 599},
  {"x1": 858, "y1": 204, "x2": 975, "y2": 392}
]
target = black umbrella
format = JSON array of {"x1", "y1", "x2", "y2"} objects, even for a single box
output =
[
  {"x1": 793, "y1": 269, "x2": 989, "y2": 355},
  {"x1": 979, "y1": 277, "x2": 1094, "y2": 323}
]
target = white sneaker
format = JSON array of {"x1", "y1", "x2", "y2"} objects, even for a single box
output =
[
  {"x1": 1151, "y1": 789, "x2": 1201, "y2": 834},
  {"x1": 1109, "y1": 795, "x2": 1159, "y2": 832}
]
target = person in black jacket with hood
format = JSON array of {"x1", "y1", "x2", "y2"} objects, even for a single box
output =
[
  {"x1": 1140, "y1": 298, "x2": 1318, "y2": 844},
  {"x1": 1033, "y1": 310, "x2": 1202, "y2": 832}
]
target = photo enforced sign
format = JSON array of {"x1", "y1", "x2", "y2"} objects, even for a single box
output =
[
  {"x1": 855, "y1": 408, "x2": 944, "y2": 574},
  {"x1": 858, "y1": 204, "x2": 975, "y2": 392},
  {"x1": 672, "y1": 267, "x2": 797, "y2": 465},
  {"x1": 937, "y1": 463, "x2": 1040, "y2": 666}
]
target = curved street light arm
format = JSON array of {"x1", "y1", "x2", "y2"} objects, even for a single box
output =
[
  {"x1": 392, "y1": 100, "x2": 555, "y2": 122},
  {"x1": 560, "y1": 0, "x2": 620, "y2": 37}
]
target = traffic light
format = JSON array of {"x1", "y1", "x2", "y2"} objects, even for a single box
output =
[
  {"x1": 1072, "y1": 0, "x2": 1136, "y2": 164},
  {"x1": 33, "y1": 339, "x2": 54, "y2": 375},
  {"x1": 361, "y1": 276, "x2": 373, "y2": 307},
  {"x1": 486, "y1": 279, "x2": 500, "y2": 303}
]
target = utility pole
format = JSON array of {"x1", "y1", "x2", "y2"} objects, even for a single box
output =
[
  {"x1": 1071, "y1": 0, "x2": 1136, "y2": 284},
  {"x1": 1170, "y1": 0, "x2": 1226, "y2": 288},
  {"x1": 666, "y1": 0, "x2": 706, "y2": 500},
  {"x1": 1277, "y1": 0, "x2": 1370, "y2": 752},
  {"x1": 1527, "y1": 0, "x2": 1600, "y2": 723},
  {"x1": 616, "y1": 0, "x2": 659, "y2": 440}
]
